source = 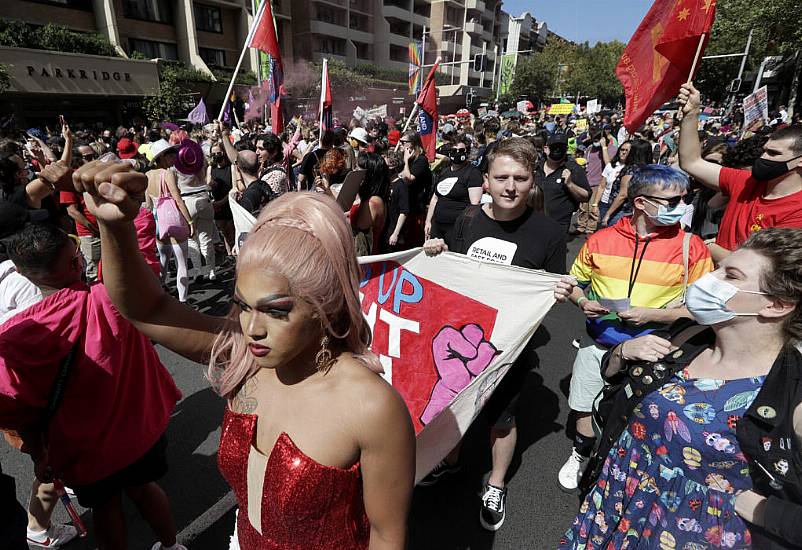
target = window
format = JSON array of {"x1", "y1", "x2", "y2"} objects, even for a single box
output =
[
  {"x1": 129, "y1": 38, "x2": 178, "y2": 60},
  {"x1": 199, "y1": 47, "x2": 226, "y2": 67},
  {"x1": 314, "y1": 4, "x2": 344, "y2": 26},
  {"x1": 354, "y1": 41, "x2": 372, "y2": 60},
  {"x1": 316, "y1": 37, "x2": 345, "y2": 56},
  {"x1": 195, "y1": 4, "x2": 222, "y2": 33},
  {"x1": 123, "y1": 0, "x2": 173, "y2": 23}
]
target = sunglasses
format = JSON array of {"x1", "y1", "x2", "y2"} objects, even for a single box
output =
[{"x1": 638, "y1": 194, "x2": 687, "y2": 209}]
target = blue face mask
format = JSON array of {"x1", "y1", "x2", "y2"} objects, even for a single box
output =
[
  {"x1": 642, "y1": 198, "x2": 687, "y2": 226},
  {"x1": 685, "y1": 272, "x2": 768, "y2": 325}
]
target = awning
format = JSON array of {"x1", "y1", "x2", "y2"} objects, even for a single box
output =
[{"x1": 0, "y1": 46, "x2": 159, "y2": 97}]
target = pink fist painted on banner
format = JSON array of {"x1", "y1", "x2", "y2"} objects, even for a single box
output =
[{"x1": 420, "y1": 324, "x2": 500, "y2": 425}]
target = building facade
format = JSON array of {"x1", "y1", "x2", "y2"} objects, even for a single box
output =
[{"x1": 3, "y1": 0, "x2": 263, "y2": 77}]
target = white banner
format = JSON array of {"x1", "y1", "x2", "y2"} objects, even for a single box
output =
[
  {"x1": 358, "y1": 249, "x2": 558, "y2": 481},
  {"x1": 586, "y1": 99, "x2": 599, "y2": 114},
  {"x1": 353, "y1": 104, "x2": 388, "y2": 122},
  {"x1": 227, "y1": 208, "x2": 559, "y2": 482},
  {"x1": 229, "y1": 190, "x2": 255, "y2": 254},
  {"x1": 743, "y1": 86, "x2": 769, "y2": 131}
]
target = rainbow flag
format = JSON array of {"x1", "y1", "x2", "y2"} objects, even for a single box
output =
[{"x1": 408, "y1": 41, "x2": 422, "y2": 95}]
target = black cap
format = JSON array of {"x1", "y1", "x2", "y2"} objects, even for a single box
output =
[
  {"x1": 547, "y1": 133, "x2": 568, "y2": 146},
  {"x1": 0, "y1": 202, "x2": 48, "y2": 239}
]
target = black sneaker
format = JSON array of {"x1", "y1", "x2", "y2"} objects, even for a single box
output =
[
  {"x1": 417, "y1": 460, "x2": 460, "y2": 486},
  {"x1": 479, "y1": 484, "x2": 506, "y2": 531}
]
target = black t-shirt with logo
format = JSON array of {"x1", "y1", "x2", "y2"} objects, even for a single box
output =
[
  {"x1": 433, "y1": 163, "x2": 483, "y2": 226},
  {"x1": 448, "y1": 206, "x2": 566, "y2": 273}
]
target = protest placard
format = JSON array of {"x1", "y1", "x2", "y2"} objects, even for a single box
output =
[
  {"x1": 549, "y1": 103, "x2": 575, "y2": 115},
  {"x1": 586, "y1": 99, "x2": 599, "y2": 114},
  {"x1": 743, "y1": 86, "x2": 769, "y2": 131}
]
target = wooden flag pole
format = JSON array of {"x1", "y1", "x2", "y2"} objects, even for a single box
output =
[
  {"x1": 686, "y1": 33, "x2": 706, "y2": 84},
  {"x1": 218, "y1": 0, "x2": 267, "y2": 121}
]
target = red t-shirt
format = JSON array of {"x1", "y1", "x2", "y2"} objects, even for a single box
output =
[
  {"x1": 59, "y1": 191, "x2": 98, "y2": 237},
  {"x1": 0, "y1": 283, "x2": 181, "y2": 485},
  {"x1": 716, "y1": 167, "x2": 802, "y2": 250}
]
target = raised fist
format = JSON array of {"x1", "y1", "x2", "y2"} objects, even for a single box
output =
[{"x1": 420, "y1": 324, "x2": 499, "y2": 425}]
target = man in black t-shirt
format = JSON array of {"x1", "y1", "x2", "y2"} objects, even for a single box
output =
[
  {"x1": 425, "y1": 138, "x2": 483, "y2": 242},
  {"x1": 423, "y1": 138, "x2": 566, "y2": 532},
  {"x1": 535, "y1": 133, "x2": 592, "y2": 233}
]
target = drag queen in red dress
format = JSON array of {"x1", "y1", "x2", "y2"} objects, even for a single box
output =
[{"x1": 74, "y1": 160, "x2": 415, "y2": 550}]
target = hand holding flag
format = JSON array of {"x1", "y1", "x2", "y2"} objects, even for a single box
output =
[{"x1": 617, "y1": 0, "x2": 717, "y2": 132}]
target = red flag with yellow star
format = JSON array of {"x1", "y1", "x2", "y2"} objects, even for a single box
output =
[{"x1": 617, "y1": 0, "x2": 717, "y2": 132}]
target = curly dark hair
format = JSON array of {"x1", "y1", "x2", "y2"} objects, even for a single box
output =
[
  {"x1": 722, "y1": 134, "x2": 768, "y2": 169},
  {"x1": 741, "y1": 227, "x2": 802, "y2": 343}
]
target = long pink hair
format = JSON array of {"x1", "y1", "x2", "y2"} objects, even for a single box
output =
[{"x1": 208, "y1": 192, "x2": 376, "y2": 399}]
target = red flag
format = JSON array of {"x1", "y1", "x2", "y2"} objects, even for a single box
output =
[
  {"x1": 415, "y1": 60, "x2": 440, "y2": 162},
  {"x1": 249, "y1": 1, "x2": 284, "y2": 133},
  {"x1": 319, "y1": 59, "x2": 333, "y2": 133},
  {"x1": 617, "y1": 0, "x2": 717, "y2": 132},
  {"x1": 249, "y1": 1, "x2": 280, "y2": 59}
]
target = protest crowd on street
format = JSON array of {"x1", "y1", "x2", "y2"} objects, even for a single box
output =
[{"x1": 1, "y1": 0, "x2": 802, "y2": 548}]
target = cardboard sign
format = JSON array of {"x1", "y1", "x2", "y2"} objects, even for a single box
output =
[
  {"x1": 586, "y1": 99, "x2": 599, "y2": 114},
  {"x1": 743, "y1": 86, "x2": 769, "y2": 131},
  {"x1": 549, "y1": 103, "x2": 575, "y2": 115}
]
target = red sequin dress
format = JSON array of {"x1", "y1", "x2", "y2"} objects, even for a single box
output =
[{"x1": 218, "y1": 408, "x2": 370, "y2": 550}]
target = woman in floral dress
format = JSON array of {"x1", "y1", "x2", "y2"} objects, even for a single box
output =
[{"x1": 559, "y1": 228, "x2": 801, "y2": 549}]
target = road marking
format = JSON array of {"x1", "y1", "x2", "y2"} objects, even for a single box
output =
[{"x1": 177, "y1": 490, "x2": 237, "y2": 544}]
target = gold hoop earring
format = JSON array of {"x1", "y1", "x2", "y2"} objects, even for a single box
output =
[{"x1": 315, "y1": 335, "x2": 334, "y2": 372}]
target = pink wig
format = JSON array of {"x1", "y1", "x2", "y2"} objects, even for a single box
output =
[
  {"x1": 169, "y1": 129, "x2": 189, "y2": 145},
  {"x1": 208, "y1": 192, "x2": 377, "y2": 399}
]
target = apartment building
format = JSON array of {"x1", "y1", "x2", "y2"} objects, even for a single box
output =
[
  {"x1": 499, "y1": 11, "x2": 548, "y2": 59},
  {"x1": 276, "y1": 0, "x2": 503, "y2": 99},
  {"x1": 2, "y1": 0, "x2": 265, "y2": 76}
]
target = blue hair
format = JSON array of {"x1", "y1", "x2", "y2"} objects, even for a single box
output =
[{"x1": 627, "y1": 164, "x2": 689, "y2": 201}]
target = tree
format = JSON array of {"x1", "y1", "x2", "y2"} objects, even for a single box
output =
[
  {"x1": 565, "y1": 41, "x2": 625, "y2": 105},
  {"x1": 510, "y1": 40, "x2": 625, "y2": 105},
  {"x1": 0, "y1": 64, "x2": 9, "y2": 94},
  {"x1": 697, "y1": 0, "x2": 802, "y2": 101},
  {"x1": 509, "y1": 42, "x2": 563, "y2": 100}
]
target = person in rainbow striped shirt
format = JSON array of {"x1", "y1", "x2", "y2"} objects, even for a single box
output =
[{"x1": 557, "y1": 164, "x2": 714, "y2": 492}]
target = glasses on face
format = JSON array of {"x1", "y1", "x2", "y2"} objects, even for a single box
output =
[
  {"x1": 400, "y1": 140, "x2": 412, "y2": 145},
  {"x1": 639, "y1": 194, "x2": 687, "y2": 209}
]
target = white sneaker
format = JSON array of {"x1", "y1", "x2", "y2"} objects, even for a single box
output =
[
  {"x1": 208, "y1": 269, "x2": 217, "y2": 281},
  {"x1": 558, "y1": 448, "x2": 588, "y2": 492},
  {"x1": 26, "y1": 524, "x2": 78, "y2": 548}
]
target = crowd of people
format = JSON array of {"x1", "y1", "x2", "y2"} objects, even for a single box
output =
[{"x1": 0, "y1": 78, "x2": 800, "y2": 549}]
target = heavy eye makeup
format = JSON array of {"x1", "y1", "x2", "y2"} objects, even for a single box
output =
[{"x1": 233, "y1": 291, "x2": 295, "y2": 319}]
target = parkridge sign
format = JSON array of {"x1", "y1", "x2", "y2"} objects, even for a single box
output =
[{"x1": 0, "y1": 46, "x2": 159, "y2": 96}]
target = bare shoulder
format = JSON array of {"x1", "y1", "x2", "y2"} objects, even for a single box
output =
[{"x1": 331, "y1": 354, "x2": 412, "y2": 433}]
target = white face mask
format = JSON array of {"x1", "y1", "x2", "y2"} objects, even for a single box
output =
[{"x1": 685, "y1": 272, "x2": 769, "y2": 326}]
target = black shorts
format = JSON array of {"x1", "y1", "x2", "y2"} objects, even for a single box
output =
[
  {"x1": 70, "y1": 434, "x2": 168, "y2": 508},
  {"x1": 480, "y1": 338, "x2": 539, "y2": 430}
]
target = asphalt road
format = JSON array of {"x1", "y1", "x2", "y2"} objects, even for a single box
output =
[{"x1": 4, "y1": 235, "x2": 591, "y2": 550}]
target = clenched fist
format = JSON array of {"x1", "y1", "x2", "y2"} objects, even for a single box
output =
[{"x1": 73, "y1": 160, "x2": 148, "y2": 224}]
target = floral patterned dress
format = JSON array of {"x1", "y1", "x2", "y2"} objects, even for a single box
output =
[{"x1": 559, "y1": 369, "x2": 764, "y2": 549}]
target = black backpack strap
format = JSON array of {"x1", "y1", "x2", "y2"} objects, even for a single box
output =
[{"x1": 450, "y1": 204, "x2": 481, "y2": 253}]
